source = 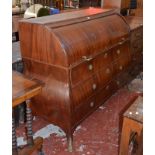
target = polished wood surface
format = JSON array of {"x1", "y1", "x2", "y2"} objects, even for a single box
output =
[
  {"x1": 119, "y1": 96, "x2": 143, "y2": 155},
  {"x1": 12, "y1": 71, "x2": 43, "y2": 107},
  {"x1": 125, "y1": 16, "x2": 143, "y2": 30},
  {"x1": 103, "y1": 0, "x2": 122, "y2": 8},
  {"x1": 20, "y1": 8, "x2": 114, "y2": 25},
  {"x1": 19, "y1": 8, "x2": 142, "y2": 151}
]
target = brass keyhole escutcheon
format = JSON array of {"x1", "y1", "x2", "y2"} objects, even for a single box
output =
[
  {"x1": 106, "y1": 68, "x2": 110, "y2": 74},
  {"x1": 117, "y1": 49, "x2": 120, "y2": 54},
  {"x1": 88, "y1": 64, "x2": 93, "y2": 70},
  {"x1": 119, "y1": 66, "x2": 123, "y2": 70},
  {"x1": 92, "y1": 84, "x2": 97, "y2": 90}
]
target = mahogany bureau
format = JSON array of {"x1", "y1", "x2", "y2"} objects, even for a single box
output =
[{"x1": 19, "y1": 8, "x2": 140, "y2": 151}]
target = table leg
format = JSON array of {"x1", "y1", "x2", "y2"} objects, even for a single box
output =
[
  {"x1": 12, "y1": 111, "x2": 18, "y2": 155},
  {"x1": 26, "y1": 99, "x2": 34, "y2": 146}
]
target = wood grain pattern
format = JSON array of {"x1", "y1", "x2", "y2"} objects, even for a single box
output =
[
  {"x1": 19, "y1": 8, "x2": 142, "y2": 151},
  {"x1": 12, "y1": 71, "x2": 43, "y2": 107}
]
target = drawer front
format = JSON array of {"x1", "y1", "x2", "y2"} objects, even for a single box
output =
[
  {"x1": 113, "y1": 53, "x2": 131, "y2": 75},
  {"x1": 71, "y1": 60, "x2": 94, "y2": 86},
  {"x1": 93, "y1": 50, "x2": 113, "y2": 71},
  {"x1": 131, "y1": 27, "x2": 143, "y2": 41},
  {"x1": 113, "y1": 42, "x2": 131, "y2": 75},
  {"x1": 112, "y1": 41, "x2": 130, "y2": 61},
  {"x1": 132, "y1": 50, "x2": 143, "y2": 64},
  {"x1": 70, "y1": 50, "x2": 113, "y2": 86},
  {"x1": 75, "y1": 96, "x2": 96, "y2": 123},
  {"x1": 95, "y1": 81, "x2": 115, "y2": 105},
  {"x1": 113, "y1": 71, "x2": 133, "y2": 90},
  {"x1": 74, "y1": 81, "x2": 115, "y2": 123},
  {"x1": 72, "y1": 76, "x2": 97, "y2": 107},
  {"x1": 96, "y1": 64, "x2": 114, "y2": 89},
  {"x1": 131, "y1": 39, "x2": 143, "y2": 53}
]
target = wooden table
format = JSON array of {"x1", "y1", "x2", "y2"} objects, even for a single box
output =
[
  {"x1": 12, "y1": 71, "x2": 44, "y2": 155},
  {"x1": 119, "y1": 96, "x2": 143, "y2": 155}
]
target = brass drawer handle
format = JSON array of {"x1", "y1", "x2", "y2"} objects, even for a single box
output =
[
  {"x1": 117, "y1": 49, "x2": 120, "y2": 55},
  {"x1": 119, "y1": 66, "x2": 123, "y2": 70},
  {"x1": 92, "y1": 84, "x2": 97, "y2": 90},
  {"x1": 104, "y1": 53, "x2": 108, "y2": 58},
  {"x1": 82, "y1": 56, "x2": 93, "y2": 61},
  {"x1": 106, "y1": 85, "x2": 109, "y2": 90},
  {"x1": 106, "y1": 68, "x2": 111, "y2": 74},
  {"x1": 88, "y1": 64, "x2": 93, "y2": 70},
  {"x1": 90, "y1": 102, "x2": 94, "y2": 107},
  {"x1": 121, "y1": 37, "x2": 125, "y2": 41},
  {"x1": 118, "y1": 41, "x2": 123, "y2": 45}
]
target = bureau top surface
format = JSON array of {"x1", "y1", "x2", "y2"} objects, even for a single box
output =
[
  {"x1": 19, "y1": 8, "x2": 130, "y2": 67},
  {"x1": 12, "y1": 71, "x2": 43, "y2": 107},
  {"x1": 125, "y1": 16, "x2": 143, "y2": 30},
  {"x1": 20, "y1": 8, "x2": 114, "y2": 24},
  {"x1": 124, "y1": 96, "x2": 143, "y2": 123}
]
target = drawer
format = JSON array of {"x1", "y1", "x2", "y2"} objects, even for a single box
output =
[
  {"x1": 72, "y1": 76, "x2": 98, "y2": 107},
  {"x1": 131, "y1": 39, "x2": 143, "y2": 53},
  {"x1": 113, "y1": 54, "x2": 131, "y2": 75},
  {"x1": 113, "y1": 69, "x2": 133, "y2": 90},
  {"x1": 112, "y1": 41, "x2": 130, "y2": 61},
  {"x1": 71, "y1": 60, "x2": 94, "y2": 86},
  {"x1": 96, "y1": 64, "x2": 113, "y2": 89},
  {"x1": 75, "y1": 96, "x2": 96, "y2": 123},
  {"x1": 95, "y1": 81, "x2": 115, "y2": 105},
  {"x1": 70, "y1": 50, "x2": 113, "y2": 86},
  {"x1": 132, "y1": 51, "x2": 143, "y2": 64},
  {"x1": 93, "y1": 50, "x2": 113, "y2": 71},
  {"x1": 131, "y1": 27, "x2": 143, "y2": 41}
]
